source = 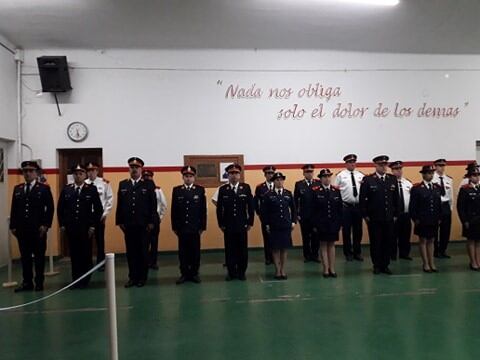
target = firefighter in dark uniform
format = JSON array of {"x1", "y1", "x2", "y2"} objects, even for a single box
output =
[
  {"x1": 58, "y1": 164, "x2": 103, "y2": 288},
  {"x1": 261, "y1": 172, "x2": 297, "y2": 280},
  {"x1": 457, "y1": 166, "x2": 480, "y2": 271},
  {"x1": 312, "y1": 169, "x2": 343, "y2": 278},
  {"x1": 294, "y1": 164, "x2": 320, "y2": 262},
  {"x1": 360, "y1": 155, "x2": 400, "y2": 275},
  {"x1": 254, "y1": 165, "x2": 276, "y2": 265},
  {"x1": 409, "y1": 165, "x2": 442, "y2": 273},
  {"x1": 171, "y1": 166, "x2": 207, "y2": 284},
  {"x1": 216, "y1": 163, "x2": 254, "y2": 281},
  {"x1": 10, "y1": 161, "x2": 54, "y2": 292},
  {"x1": 115, "y1": 157, "x2": 157, "y2": 288}
]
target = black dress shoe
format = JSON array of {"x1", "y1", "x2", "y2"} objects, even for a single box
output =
[
  {"x1": 238, "y1": 274, "x2": 246, "y2": 281},
  {"x1": 281, "y1": 275, "x2": 288, "y2": 280},
  {"x1": 191, "y1": 275, "x2": 201, "y2": 284},
  {"x1": 14, "y1": 283, "x2": 34, "y2": 293},
  {"x1": 312, "y1": 258, "x2": 321, "y2": 263},
  {"x1": 35, "y1": 284, "x2": 44, "y2": 291},
  {"x1": 470, "y1": 264, "x2": 480, "y2": 271},
  {"x1": 274, "y1": 275, "x2": 283, "y2": 280},
  {"x1": 329, "y1": 272, "x2": 338, "y2": 278},
  {"x1": 440, "y1": 253, "x2": 451, "y2": 259},
  {"x1": 176, "y1": 276, "x2": 187, "y2": 285},
  {"x1": 431, "y1": 268, "x2": 439, "y2": 273},
  {"x1": 346, "y1": 255, "x2": 354, "y2": 262},
  {"x1": 382, "y1": 268, "x2": 393, "y2": 275},
  {"x1": 323, "y1": 273, "x2": 330, "y2": 278},
  {"x1": 353, "y1": 255, "x2": 364, "y2": 262},
  {"x1": 225, "y1": 275, "x2": 234, "y2": 281},
  {"x1": 124, "y1": 280, "x2": 136, "y2": 288},
  {"x1": 136, "y1": 282, "x2": 145, "y2": 288},
  {"x1": 399, "y1": 256, "x2": 413, "y2": 261},
  {"x1": 423, "y1": 267, "x2": 432, "y2": 273},
  {"x1": 373, "y1": 268, "x2": 381, "y2": 275}
]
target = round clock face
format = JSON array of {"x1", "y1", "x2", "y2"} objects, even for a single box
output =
[{"x1": 67, "y1": 122, "x2": 88, "y2": 142}]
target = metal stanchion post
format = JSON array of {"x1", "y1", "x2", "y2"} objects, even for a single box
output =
[
  {"x1": 106, "y1": 253, "x2": 119, "y2": 360},
  {"x1": 3, "y1": 217, "x2": 18, "y2": 288},
  {"x1": 44, "y1": 231, "x2": 59, "y2": 276}
]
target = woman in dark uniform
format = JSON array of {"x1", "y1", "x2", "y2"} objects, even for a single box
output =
[
  {"x1": 409, "y1": 165, "x2": 442, "y2": 273},
  {"x1": 312, "y1": 169, "x2": 343, "y2": 278},
  {"x1": 262, "y1": 172, "x2": 297, "y2": 280},
  {"x1": 457, "y1": 166, "x2": 480, "y2": 271}
]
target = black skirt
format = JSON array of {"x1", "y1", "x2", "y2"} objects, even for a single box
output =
[
  {"x1": 317, "y1": 231, "x2": 339, "y2": 243},
  {"x1": 463, "y1": 222, "x2": 480, "y2": 241},
  {"x1": 269, "y1": 229, "x2": 293, "y2": 250},
  {"x1": 414, "y1": 223, "x2": 439, "y2": 238}
]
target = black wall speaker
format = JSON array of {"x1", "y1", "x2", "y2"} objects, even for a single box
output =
[{"x1": 37, "y1": 56, "x2": 72, "y2": 92}]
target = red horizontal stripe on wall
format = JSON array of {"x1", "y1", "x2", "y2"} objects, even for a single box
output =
[{"x1": 7, "y1": 160, "x2": 473, "y2": 174}]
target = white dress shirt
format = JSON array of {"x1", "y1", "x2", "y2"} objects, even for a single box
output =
[
  {"x1": 85, "y1": 176, "x2": 114, "y2": 218},
  {"x1": 396, "y1": 177, "x2": 413, "y2": 212},
  {"x1": 155, "y1": 187, "x2": 168, "y2": 220},
  {"x1": 432, "y1": 172, "x2": 453, "y2": 208},
  {"x1": 334, "y1": 169, "x2": 364, "y2": 204}
]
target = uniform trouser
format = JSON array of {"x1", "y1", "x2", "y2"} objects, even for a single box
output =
[
  {"x1": 178, "y1": 231, "x2": 201, "y2": 278},
  {"x1": 367, "y1": 220, "x2": 394, "y2": 270},
  {"x1": 224, "y1": 230, "x2": 248, "y2": 277},
  {"x1": 94, "y1": 221, "x2": 105, "y2": 264},
  {"x1": 435, "y1": 203, "x2": 451, "y2": 255},
  {"x1": 392, "y1": 213, "x2": 412, "y2": 259},
  {"x1": 342, "y1": 204, "x2": 363, "y2": 257},
  {"x1": 66, "y1": 226, "x2": 93, "y2": 286},
  {"x1": 124, "y1": 225, "x2": 149, "y2": 283},
  {"x1": 260, "y1": 222, "x2": 273, "y2": 263},
  {"x1": 16, "y1": 228, "x2": 47, "y2": 286},
  {"x1": 300, "y1": 219, "x2": 319, "y2": 260},
  {"x1": 148, "y1": 223, "x2": 160, "y2": 266}
]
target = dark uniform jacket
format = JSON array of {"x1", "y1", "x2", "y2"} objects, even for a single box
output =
[
  {"x1": 457, "y1": 183, "x2": 480, "y2": 225},
  {"x1": 10, "y1": 182, "x2": 54, "y2": 230},
  {"x1": 359, "y1": 173, "x2": 400, "y2": 221},
  {"x1": 311, "y1": 185, "x2": 343, "y2": 233},
  {"x1": 254, "y1": 182, "x2": 273, "y2": 216},
  {"x1": 58, "y1": 183, "x2": 103, "y2": 228},
  {"x1": 216, "y1": 183, "x2": 254, "y2": 231},
  {"x1": 294, "y1": 179, "x2": 319, "y2": 221},
  {"x1": 171, "y1": 184, "x2": 207, "y2": 233},
  {"x1": 261, "y1": 189, "x2": 297, "y2": 230},
  {"x1": 409, "y1": 182, "x2": 442, "y2": 225},
  {"x1": 115, "y1": 178, "x2": 157, "y2": 227}
]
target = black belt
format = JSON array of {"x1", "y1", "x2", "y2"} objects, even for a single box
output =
[{"x1": 343, "y1": 202, "x2": 359, "y2": 208}]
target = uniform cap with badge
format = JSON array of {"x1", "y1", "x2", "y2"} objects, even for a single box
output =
[
  {"x1": 343, "y1": 154, "x2": 357, "y2": 163},
  {"x1": 372, "y1": 155, "x2": 389, "y2": 164},
  {"x1": 181, "y1": 165, "x2": 197, "y2": 176},
  {"x1": 419, "y1": 165, "x2": 435, "y2": 174},
  {"x1": 271, "y1": 172, "x2": 286, "y2": 181},
  {"x1": 71, "y1": 163, "x2": 86, "y2": 173},
  {"x1": 389, "y1": 161, "x2": 403, "y2": 170},
  {"x1": 302, "y1": 164, "x2": 315, "y2": 172},
  {"x1": 226, "y1": 163, "x2": 242, "y2": 174},
  {"x1": 20, "y1": 160, "x2": 40, "y2": 171},
  {"x1": 318, "y1": 169, "x2": 333, "y2": 178},
  {"x1": 128, "y1": 157, "x2": 144, "y2": 167},
  {"x1": 262, "y1": 165, "x2": 276, "y2": 174}
]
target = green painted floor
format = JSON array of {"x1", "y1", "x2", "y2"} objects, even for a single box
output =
[{"x1": 1, "y1": 243, "x2": 480, "y2": 360}]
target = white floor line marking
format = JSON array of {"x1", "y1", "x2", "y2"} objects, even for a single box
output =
[{"x1": 2, "y1": 305, "x2": 133, "y2": 315}]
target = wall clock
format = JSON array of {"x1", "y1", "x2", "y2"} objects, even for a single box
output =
[{"x1": 67, "y1": 122, "x2": 89, "y2": 142}]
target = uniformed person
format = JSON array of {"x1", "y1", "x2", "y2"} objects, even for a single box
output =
[
  {"x1": 457, "y1": 166, "x2": 480, "y2": 271},
  {"x1": 459, "y1": 161, "x2": 478, "y2": 189},
  {"x1": 115, "y1": 157, "x2": 157, "y2": 288},
  {"x1": 58, "y1": 164, "x2": 102, "y2": 288},
  {"x1": 409, "y1": 165, "x2": 442, "y2": 273},
  {"x1": 142, "y1": 169, "x2": 168, "y2": 270},
  {"x1": 171, "y1": 166, "x2": 207, "y2": 284},
  {"x1": 359, "y1": 155, "x2": 399, "y2": 275},
  {"x1": 85, "y1": 162, "x2": 113, "y2": 270},
  {"x1": 216, "y1": 163, "x2": 254, "y2": 281},
  {"x1": 389, "y1": 161, "x2": 413, "y2": 260},
  {"x1": 261, "y1": 172, "x2": 297, "y2": 280},
  {"x1": 312, "y1": 169, "x2": 343, "y2": 278},
  {"x1": 9, "y1": 161, "x2": 54, "y2": 292},
  {"x1": 294, "y1": 164, "x2": 320, "y2": 262},
  {"x1": 335, "y1": 154, "x2": 364, "y2": 261},
  {"x1": 432, "y1": 159, "x2": 453, "y2": 258},
  {"x1": 254, "y1": 165, "x2": 276, "y2": 265}
]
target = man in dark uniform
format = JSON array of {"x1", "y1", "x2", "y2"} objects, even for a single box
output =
[
  {"x1": 294, "y1": 164, "x2": 320, "y2": 262},
  {"x1": 115, "y1": 157, "x2": 157, "y2": 288},
  {"x1": 360, "y1": 155, "x2": 400, "y2": 275},
  {"x1": 254, "y1": 165, "x2": 276, "y2": 265},
  {"x1": 171, "y1": 166, "x2": 207, "y2": 284},
  {"x1": 432, "y1": 159, "x2": 453, "y2": 258},
  {"x1": 217, "y1": 163, "x2": 254, "y2": 281},
  {"x1": 58, "y1": 164, "x2": 102, "y2": 288},
  {"x1": 10, "y1": 161, "x2": 54, "y2": 292}
]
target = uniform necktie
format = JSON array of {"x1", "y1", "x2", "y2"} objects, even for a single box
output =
[
  {"x1": 428, "y1": 183, "x2": 432, "y2": 191},
  {"x1": 439, "y1": 176, "x2": 446, "y2": 196},
  {"x1": 25, "y1": 183, "x2": 31, "y2": 196},
  {"x1": 307, "y1": 180, "x2": 311, "y2": 187},
  {"x1": 76, "y1": 186, "x2": 81, "y2": 197},
  {"x1": 398, "y1": 181, "x2": 405, "y2": 213},
  {"x1": 381, "y1": 176, "x2": 385, "y2": 182},
  {"x1": 277, "y1": 189, "x2": 282, "y2": 196},
  {"x1": 350, "y1": 172, "x2": 358, "y2": 197}
]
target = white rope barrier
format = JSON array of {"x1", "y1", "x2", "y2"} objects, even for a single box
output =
[{"x1": 0, "y1": 260, "x2": 106, "y2": 311}]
